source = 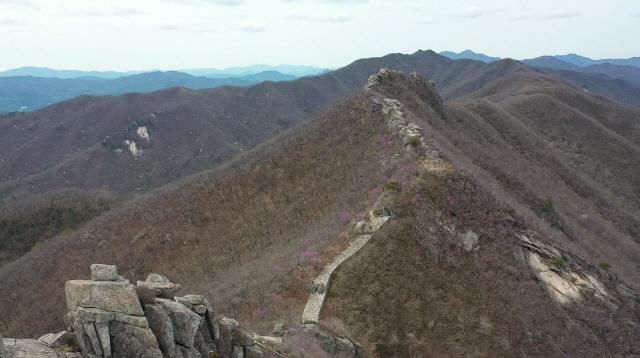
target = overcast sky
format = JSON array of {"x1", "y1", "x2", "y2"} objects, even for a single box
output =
[{"x1": 0, "y1": 0, "x2": 638, "y2": 71}]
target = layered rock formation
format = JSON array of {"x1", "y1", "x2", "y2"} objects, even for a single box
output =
[{"x1": 2, "y1": 265, "x2": 360, "y2": 358}]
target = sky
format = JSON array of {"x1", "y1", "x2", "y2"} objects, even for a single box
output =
[{"x1": 0, "y1": 0, "x2": 638, "y2": 71}]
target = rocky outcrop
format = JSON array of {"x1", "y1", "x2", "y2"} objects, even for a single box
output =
[
  {"x1": 0, "y1": 335, "x2": 6, "y2": 358},
  {"x1": 3, "y1": 265, "x2": 359, "y2": 358},
  {"x1": 517, "y1": 232, "x2": 617, "y2": 306},
  {"x1": 65, "y1": 265, "x2": 161, "y2": 358},
  {"x1": 2, "y1": 339, "x2": 59, "y2": 358},
  {"x1": 367, "y1": 68, "x2": 444, "y2": 116}
]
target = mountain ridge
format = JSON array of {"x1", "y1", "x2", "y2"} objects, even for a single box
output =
[
  {"x1": 0, "y1": 71, "x2": 303, "y2": 113},
  {"x1": 1, "y1": 70, "x2": 639, "y2": 358}
]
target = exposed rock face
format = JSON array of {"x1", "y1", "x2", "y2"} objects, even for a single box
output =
[
  {"x1": 518, "y1": 232, "x2": 614, "y2": 305},
  {"x1": 4, "y1": 265, "x2": 359, "y2": 358},
  {"x1": 65, "y1": 280, "x2": 144, "y2": 316},
  {"x1": 367, "y1": 68, "x2": 444, "y2": 116},
  {"x1": 144, "y1": 304, "x2": 177, "y2": 358},
  {"x1": 2, "y1": 339, "x2": 59, "y2": 358},
  {"x1": 38, "y1": 331, "x2": 76, "y2": 349},
  {"x1": 155, "y1": 299, "x2": 201, "y2": 348},
  {"x1": 0, "y1": 335, "x2": 6, "y2": 358},
  {"x1": 90, "y1": 264, "x2": 119, "y2": 281},
  {"x1": 458, "y1": 230, "x2": 480, "y2": 253},
  {"x1": 137, "y1": 274, "x2": 181, "y2": 299},
  {"x1": 109, "y1": 321, "x2": 163, "y2": 358}
]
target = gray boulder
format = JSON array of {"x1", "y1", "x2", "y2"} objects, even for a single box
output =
[
  {"x1": 95, "y1": 322, "x2": 111, "y2": 358},
  {"x1": 66, "y1": 280, "x2": 144, "y2": 316},
  {"x1": 217, "y1": 317, "x2": 239, "y2": 357},
  {"x1": 0, "y1": 336, "x2": 6, "y2": 358},
  {"x1": 83, "y1": 322, "x2": 103, "y2": 357},
  {"x1": 77, "y1": 307, "x2": 116, "y2": 323},
  {"x1": 90, "y1": 264, "x2": 119, "y2": 281},
  {"x1": 180, "y1": 295, "x2": 204, "y2": 305},
  {"x1": 144, "y1": 304, "x2": 177, "y2": 358},
  {"x1": 37, "y1": 331, "x2": 76, "y2": 349},
  {"x1": 193, "y1": 305, "x2": 206, "y2": 315},
  {"x1": 2, "y1": 338, "x2": 58, "y2": 358},
  {"x1": 176, "y1": 345, "x2": 201, "y2": 358},
  {"x1": 244, "y1": 345, "x2": 264, "y2": 358},
  {"x1": 458, "y1": 230, "x2": 480, "y2": 253},
  {"x1": 138, "y1": 274, "x2": 181, "y2": 299},
  {"x1": 109, "y1": 321, "x2": 163, "y2": 358},
  {"x1": 155, "y1": 298, "x2": 201, "y2": 348},
  {"x1": 232, "y1": 345, "x2": 244, "y2": 358},
  {"x1": 115, "y1": 313, "x2": 149, "y2": 328}
]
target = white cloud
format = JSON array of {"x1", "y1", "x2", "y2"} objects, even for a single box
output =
[
  {"x1": 458, "y1": 6, "x2": 499, "y2": 18},
  {"x1": 288, "y1": 12, "x2": 349, "y2": 23},
  {"x1": 514, "y1": 11, "x2": 582, "y2": 21},
  {"x1": 0, "y1": 0, "x2": 33, "y2": 6},
  {"x1": 540, "y1": 11, "x2": 581, "y2": 20},
  {"x1": 240, "y1": 21, "x2": 266, "y2": 32},
  {"x1": 68, "y1": 7, "x2": 142, "y2": 17},
  {"x1": 0, "y1": 18, "x2": 19, "y2": 25},
  {"x1": 201, "y1": 0, "x2": 243, "y2": 5}
]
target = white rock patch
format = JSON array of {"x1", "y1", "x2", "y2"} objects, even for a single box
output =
[
  {"x1": 137, "y1": 126, "x2": 150, "y2": 141},
  {"x1": 124, "y1": 140, "x2": 141, "y2": 157},
  {"x1": 526, "y1": 251, "x2": 582, "y2": 304},
  {"x1": 519, "y1": 234, "x2": 611, "y2": 305}
]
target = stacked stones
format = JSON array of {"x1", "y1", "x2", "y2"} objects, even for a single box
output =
[
  {"x1": 65, "y1": 264, "x2": 163, "y2": 358},
  {"x1": 140, "y1": 273, "x2": 223, "y2": 358},
  {"x1": 65, "y1": 265, "x2": 263, "y2": 358},
  {"x1": 3, "y1": 264, "x2": 361, "y2": 358}
]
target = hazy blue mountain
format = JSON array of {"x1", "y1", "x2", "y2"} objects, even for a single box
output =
[
  {"x1": 0, "y1": 65, "x2": 328, "y2": 80},
  {"x1": 235, "y1": 71, "x2": 297, "y2": 82},
  {"x1": 553, "y1": 54, "x2": 596, "y2": 68},
  {"x1": 523, "y1": 56, "x2": 579, "y2": 70},
  {"x1": 584, "y1": 63, "x2": 640, "y2": 85},
  {"x1": 182, "y1": 64, "x2": 327, "y2": 77},
  {"x1": 0, "y1": 71, "x2": 255, "y2": 112},
  {"x1": 439, "y1": 50, "x2": 500, "y2": 63},
  {"x1": 0, "y1": 66, "x2": 140, "y2": 79},
  {"x1": 554, "y1": 54, "x2": 640, "y2": 68}
]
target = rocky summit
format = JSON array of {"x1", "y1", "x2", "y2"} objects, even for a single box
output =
[{"x1": 1, "y1": 264, "x2": 361, "y2": 358}]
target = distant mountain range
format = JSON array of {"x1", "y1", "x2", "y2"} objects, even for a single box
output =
[
  {"x1": 439, "y1": 50, "x2": 500, "y2": 63},
  {"x1": 0, "y1": 70, "x2": 298, "y2": 112},
  {"x1": 0, "y1": 66, "x2": 140, "y2": 79},
  {"x1": 438, "y1": 50, "x2": 640, "y2": 107},
  {"x1": 522, "y1": 55, "x2": 640, "y2": 72},
  {"x1": 440, "y1": 50, "x2": 640, "y2": 68},
  {"x1": 181, "y1": 64, "x2": 327, "y2": 78},
  {"x1": 0, "y1": 64, "x2": 327, "y2": 80}
]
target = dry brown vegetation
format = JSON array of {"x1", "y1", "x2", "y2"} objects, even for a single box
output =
[
  {"x1": 324, "y1": 170, "x2": 640, "y2": 357},
  {"x1": 1, "y1": 61, "x2": 640, "y2": 358},
  {"x1": 0, "y1": 189, "x2": 114, "y2": 264},
  {"x1": 0, "y1": 92, "x2": 408, "y2": 337}
]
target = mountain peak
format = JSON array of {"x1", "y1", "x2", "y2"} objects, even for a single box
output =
[{"x1": 365, "y1": 69, "x2": 444, "y2": 115}]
